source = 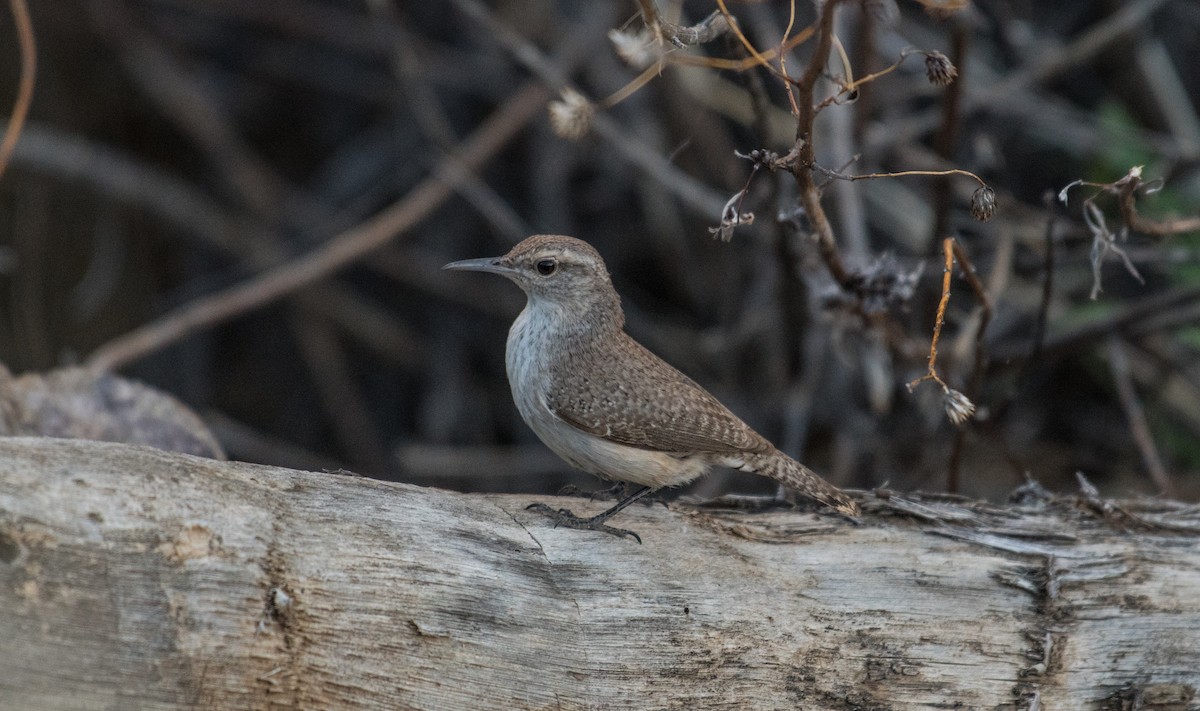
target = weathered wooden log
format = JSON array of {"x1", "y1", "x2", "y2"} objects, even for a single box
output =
[{"x1": 1, "y1": 437, "x2": 1197, "y2": 710}]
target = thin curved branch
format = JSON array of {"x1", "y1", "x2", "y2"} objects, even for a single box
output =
[{"x1": 0, "y1": 0, "x2": 36, "y2": 182}]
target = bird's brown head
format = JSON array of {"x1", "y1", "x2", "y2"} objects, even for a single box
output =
[{"x1": 444, "y1": 235, "x2": 620, "y2": 316}]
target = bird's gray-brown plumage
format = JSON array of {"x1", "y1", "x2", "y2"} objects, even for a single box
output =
[{"x1": 444, "y1": 235, "x2": 858, "y2": 541}]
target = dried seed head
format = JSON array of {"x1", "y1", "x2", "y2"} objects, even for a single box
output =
[
  {"x1": 608, "y1": 28, "x2": 658, "y2": 69},
  {"x1": 943, "y1": 388, "x2": 976, "y2": 425},
  {"x1": 709, "y1": 188, "x2": 754, "y2": 242},
  {"x1": 970, "y1": 185, "x2": 997, "y2": 221},
  {"x1": 924, "y1": 51, "x2": 958, "y2": 87},
  {"x1": 548, "y1": 89, "x2": 594, "y2": 140}
]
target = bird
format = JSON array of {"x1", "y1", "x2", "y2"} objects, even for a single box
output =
[{"x1": 444, "y1": 235, "x2": 859, "y2": 542}]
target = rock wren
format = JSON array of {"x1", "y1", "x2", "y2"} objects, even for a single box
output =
[{"x1": 445, "y1": 235, "x2": 859, "y2": 542}]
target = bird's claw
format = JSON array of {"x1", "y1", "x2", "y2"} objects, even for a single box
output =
[{"x1": 524, "y1": 502, "x2": 643, "y2": 544}]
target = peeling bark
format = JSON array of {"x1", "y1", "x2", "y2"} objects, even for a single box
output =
[{"x1": 1, "y1": 438, "x2": 1197, "y2": 710}]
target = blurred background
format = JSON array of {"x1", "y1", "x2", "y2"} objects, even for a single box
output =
[{"x1": 1, "y1": 0, "x2": 1198, "y2": 502}]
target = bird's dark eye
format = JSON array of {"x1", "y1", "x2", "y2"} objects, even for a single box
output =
[{"x1": 535, "y1": 259, "x2": 557, "y2": 276}]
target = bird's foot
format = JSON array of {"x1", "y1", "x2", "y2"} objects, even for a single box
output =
[{"x1": 524, "y1": 503, "x2": 642, "y2": 544}]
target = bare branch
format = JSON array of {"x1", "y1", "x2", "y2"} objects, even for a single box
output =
[
  {"x1": 85, "y1": 83, "x2": 550, "y2": 372},
  {"x1": 0, "y1": 0, "x2": 36, "y2": 183}
]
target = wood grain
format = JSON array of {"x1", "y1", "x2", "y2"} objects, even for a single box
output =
[{"x1": 0, "y1": 438, "x2": 1197, "y2": 710}]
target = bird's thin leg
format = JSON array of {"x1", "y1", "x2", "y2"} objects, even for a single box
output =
[
  {"x1": 526, "y1": 485, "x2": 653, "y2": 543},
  {"x1": 585, "y1": 482, "x2": 664, "y2": 508},
  {"x1": 588, "y1": 485, "x2": 653, "y2": 522},
  {"x1": 554, "y1": 481, "x2": 626, "y2": 500},
  {"x1": 588, "y1": 481, "x2": 631, "y2": 501}
]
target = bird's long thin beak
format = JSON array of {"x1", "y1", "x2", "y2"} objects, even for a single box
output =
[{"x1": 441, "y1": 256, "x2": 517, "y2": 276}]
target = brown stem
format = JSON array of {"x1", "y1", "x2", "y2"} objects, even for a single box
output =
[
  {"x1": 635, "y1": 0, "x2": 658, "y2": 27},
  {"x1": 930, "y1": 26, "x2": 967, "y2": 252},
  {"x1": 910, "y1": 238, "x2": 956, "y2": 390},
  {"x1": 0, "y1": 0, "x2": 36, "y2": 183},
  {"x1": 815, "y1": 165, "x2": 986, "y2": 186},
  {"x1": 949, "y1": 240, "x2": 991, "y2": 399},
  {"x1": 85, "y1": 82, "x2": 549, "y2": 372},
  {"x1": 1106, "y1": 336, "x2": 1172, "y2": 496},
  {"x1": 790, "y1": 0, "x2": 850, "y2": 288},
  {"x1": 1030, "y1": 193, "x2": 1058, "y2": 367},
  {"x1": 945, "y1": 240, "x2": 991, "y2": 493},
  {"x1": 1117, "y1": 174, "x2": 1200, "y2": 237}
]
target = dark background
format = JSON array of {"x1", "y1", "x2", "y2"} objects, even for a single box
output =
[{"x1": 1, "y1": 0, "x2": 1198, "y2": 503}]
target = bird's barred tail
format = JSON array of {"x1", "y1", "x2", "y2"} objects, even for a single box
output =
[{"x1": 742, "y1": 451, "x2": 860, "y2": 516}]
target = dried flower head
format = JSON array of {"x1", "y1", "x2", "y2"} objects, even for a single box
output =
[
  {"x1": 547, "y1": 89, "x2": 594, "y2": 140},
  {"x1": 709, "y1": 188, "x2": 754, "y2": 242},
  {"x1": 924, "y1": 51, "x2": 957, "y2": 87},
  {"x1": 608, "y1": 28, "x2": 658, "y2": 69},
  {"x1": 735, "y1": 148, "x2": 791, "y2": 171},
  {"x1": 970, "y1": 185, "x2": 997, "y2": 221},
  {"x1": 943, "y1": 388, "x2": 976, "y2": 425}
]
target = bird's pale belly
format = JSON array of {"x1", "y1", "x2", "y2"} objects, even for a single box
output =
[
  {"x1": 506, "y1": 304, "x2": 711, "y2": 489},
  {"x1": 527, "y1": 411, "x2": 712, "y2": 489}
]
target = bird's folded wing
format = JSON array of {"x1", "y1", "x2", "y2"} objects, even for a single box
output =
[{"x1": 545, "y1": 334, "x2": 770, "y2": 455}]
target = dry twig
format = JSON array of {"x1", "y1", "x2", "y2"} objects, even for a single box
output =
[
  {"x1": 788, "y1": 0, "x2": 852, "y2": 288},
  {"x1": 634, "y1": 1, "x2": 730, "y2": 49},
  {"x1": 0, "y1": 0, "x2": 36, "y2": 183},
  {"x1": 907, "y1": 238, "x2": 978, "y2": 429},
  {"x1": 1008, "y1": 284, "x2": 1200, "y2": 363},
  {"x1": 1106, "y1": 336, "x2": 1172, "y2": 496},
  {"x1": 85, "y1": 82, "x2": 550, "y2": 372},
  {"x1": 945, "y1": 240, "x2": 992, "y2": 491},
  {"x1": 1115, "y1": 170, "x2": 1200, "y2": 237},
  {"x1": 1058, "y1": 166, "x2": 1200, "y2": 299}
]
